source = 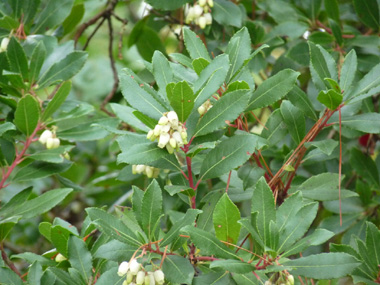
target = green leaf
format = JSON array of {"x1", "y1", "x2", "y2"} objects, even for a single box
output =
[
  {"x1": 246, "y1": 69, "x2": 299, "y2": 111},
  {"x1": 152, "y1": 50, "x2": 173, "y2": 99},
  {"x1": 350, "y1": 148, "x2": 379, "y2": 186},
  {"x1": 238, "y1": 218, "x2": 265, "y2": 249},
  {"x1": 193, "y1": 54, "x2": 230, "y2": 109},
  {"x1": 164, "y1": 185, "x2": 195, "y2": 197},
  {"x1": 280, "y1": 100, "x2": 305, "y2": 144},
  {"x1": 213, "y1": 0, "x2": 243, "y2": 27},
  {"x1": 251, "y1": 178, "x2": 276, "y2": 247},
  {"x1": 28, "y1": 146, "x2": 73, "y2": 163},
  {"x1": 141, "y1": 180, "x2": 162, "y2": 240},
  {"x1": 193, "y1": 90, "x2": 250, "y2": 137},
  {"x1": 0, "y1": 216, "x2": 21, "y2": 241},
  {"x1": 86, "y1": 208, "x2": 142, "y2": 247},
  {"x1": 48, "y1": 268, "x2": 79, "y2": 285},
  {"x1": 0, "y1": 122, "x2": 16, "y2": 136},
  {"x1": 193, "y1": 272, "x2": 233, "y2": 285},
  {"x1": 94, "y1": 268, "x2": 125, "y2": 285},
  {"x1": 192, "y1": 58, "x2": 210, "y2": 75},
  {"x1": 353, "y1": 0, "x2": 379, "y2": 30},
  {"x1": 283, "y1": 253, "x2": 360, "y2": 279},
  {"x1": 94, "y1": 240, "x2": 136, "y2": 262},
  {"x1": 62, "y1": 4, "x2": 85, "y2": 35},
  {"x1": 0, "y1": 188, "x2": 72, "y2": 220},
  {"x1": 365, "y1": 222, "x2": 380, "y2": 272},
  {"x1": 117, "y1": 143, "x2": 170, "y2": 165},
  {"x1": 29, "y1": 41, "x2": 46, "y2": 84},
  {"x1": 317, "y1": 89, "x2": 343, "y2": 110},
  {"x1": 345, "y1": 63, "x2": 380, "y2": 101},
  {"x1": 341, "y1": 113, "x2": 380, "y2": 134},
  {"x1": 110, "y1": 104, "x2": 150, "y2": 132},
  {"x1": 226, "y1": 81, "x2": 250, "y2": 93},
  {"x1": 260, "y1": 109, "x2": 287, "y2": 146},
  {"x1": 304, "y1": 139, "x2": 338, "y2": 155},
  {"x1": 225, "y1": 27, "x2": 251, "y2": 82},
  {"x1": 198, "y1": 192, "x2": 223, "y2": 231},
  {"x1": 181, "y1": 225, "x2": 239, "y2": 260},
  {"x1": 0, "y1": 267, "x2": 23, "y2": 285},
  {"x1": 37, "y1": 51, "x2": 87, "y2": 88},
  {"x1": 161, "y1": 209, "x2": 201, "y2": 247},
  {"x1": 340, "y1": 50, "x2": 357, "y2": 93},
  {"x1": 199, "y1": 134, "x2": 264, "y2": 180},
  {"x1": 210, "y1": 259, "x2": 255, "y2": 274},
  {"x1": 6, "y1": 37, "x2": 29, "y2": 80},
  {"x1": 68, "y1": 236, "x2": 92, "y2": 282},
  {"x1": 324, "y1": 0, "x2": 340, "y2": 22},
  {"x1": 13, "y1": 94, "x2": 40, "y2": 136},
  {"x1": 170, "y1": 53, "x2": 193, "y2": 68},
  {"x1": 42, "y1": 81, "x2": 72, "y2": 121},
  {"x1": 167, "y1": 81, "x2": 195, "y2": 122},
  {"x1": 213, "y1": 193, "x2": 241, "y2": 245},
  {"x1": 296, "y1": 173, "x2": 358, "y2": 201},
  {"x1": 13, "y1": 161, "x2": 72, "y2": 182},
  {"x1": 119, "y1": 68, "x2": 167, "y2": 120},
  {"x1": 329, "y1": 19, "x2": 343, "y2": 46},
  {"x1": 162, "y1": 255, "x2": 194, "y2": 284},
  {"x1": 144, "y1": 0, "x2": 192, "y2": 11},
  {"x1": 28, "y1": 262, "x2": 43, "y2": 285},
  {"x1": 32, "y1": 0, "x2": 74, "y2": 34},
  {"x1": 287, "y1": 86, "x2": 318, "y2": 121},
  {"x1": 308, "y1": 42, "x2": 332, "y2": 90},
  {"x1": 183, "y1": 27, "x2": 211, "y2": 61}
]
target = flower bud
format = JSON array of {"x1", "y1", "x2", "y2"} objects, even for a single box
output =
[
  {"x1": 166, "y1": 144, "x2": 174, "y2": 154},
  {"x1": 167, "y1": 111, "x2": 179, "y2": 128},
  {"x1": 198, "y1": 105, "x2": 206, "y2": 115},
  {"x1": 181, "y1": 130, "x2": 188, "y2": 140},
  {"x1": 136, "y1": 271, "x2": 145, "y2": 285},
  {"x1": 129, "y1": 259, "x2": 141, "y2": 275},
  {"x1": 39, "y1": 130, "x2": 53, "y2": 144},
  {"x1": 144, "y1": 275, "x2": 151, "y2": 285},
  {"x1": 169, "y1": 137, "x2": 177, "y2": 149},
  {"x1": 147, "y1": 272, "x2": 156, "y2": 285},
  {"x1": 193, "y1": 5, "x2": 203, "y2": 17},
  {"x1": 46, "y1": 137, "x2": 60, "y2": 149},
  {"x1": 199, "y1": 0, "x2": 207, "y2": 7},
  {"x1": 154, "y1": 270, "x2": 165, "y2": 284},
  {"x1": 153, "y1": 125, "x2": 162, "y2": 137},
  {"x1": 122, "y1": 281, "x2": 128, "y2": 285},
  {"x1": 198, "y1": 16, "x2": 207, "y2": 29},
  {"x1": 117, "y1": 261, "x2": 129, "y2": 276},
  {"x1": 147, "y1": 130, "x2": 154, "y2": 140},
  {"x1": 172, "y1": 132, "x2": 183, "y2": 147},
  {"x1": 126, "y1": 273, "x2": 134, "y2": 283},
  {"x1": 204, "y1": 13, "x2": 212, "y2": 25},
  {"x1": 158, "y1": 133, "x2": 170, "y2": 148},
  {"x1": 158, "y1": 116, "x2": 169, "y2": 125},
  {"x1": 55, "y1": 253, "x2": 67, "y2": 262},
  {"x1": 145, "y1": 166, "x2": 154, "y2": 178},
  {"x1": 136, "y1": 164, "x2": 146, "y2": 173},
  {"x1": 0, "y1": 37, "x2": 9, "y2": 52},
  {"x1": 160, "y1": 124, "x2": 171, "y2": 134},
  {"x1": 287, "y1": 275, "x2": 294, "y2": 285},
  {"x1": 63, "y1": 152, "x2": 70, "y2": 160},
  {"x1": 186, "y1": 7, "x2": 195, "y2": 23},
  {"x1": 208, "y1": 0, "x2": 214, "y2": 7}
]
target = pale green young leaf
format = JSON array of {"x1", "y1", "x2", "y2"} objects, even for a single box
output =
[
  {"x1": 181, "y1": 225, "x2": 240, "y2": 260},
  {"x1": 14, "y1": 95, "x2": 40, "y2": 136},
  {"x1": 213, "y1": 193, "x2": 241, "y2": 245},
  {"x1": 246, "y1": 69, "x2": 299, "y2": 111},
  {"x1": 68, "y1": 236, "x2": 92, "y2": 282},
  {"x1": 167, "y1": 81, "x2": 195, "y2": 122},
  {"x1": 183, "y1": 27, "x2": 211, "y2": 61},
  {"x1": 284, "y1": 253, "x2": 360, "y2": 279},
  {"x1": 193, "y1": 90, "x2": 250, "y2": 137},
  {"x1": 42, "y1": 81, "x2": 72, "y2": 121},
  {"x1": 340, "y1": 49, "x2": 357, "y2": 93},
  {"x1": 280, "y1": 100, "x2": 305, "y2": 144},
  {"x1": 162, "y1": 255, "x2": 194, "y2": 284},
  {"x1": 29, "y1": 41, "x2": 46, "y2": 84},
  {"x1": 7, "y1": 37, "x2": 29, "y2": 80},
  {"x1": 141, "y1": 180, "x2": 162, "y2": 240},
  {"x1": 317, "y1": 89, "x2": 342, "y2": 110},
  {"x1": 199, "y1": 134, "x2": 264, "y2": 180},
  {"x1": 192, "y1": 58, "x2": 210, "y2": 75}
]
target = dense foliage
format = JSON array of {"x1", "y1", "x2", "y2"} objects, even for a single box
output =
[{"x1": 0, "y1": 0, "x2": 380, "y2": 284}]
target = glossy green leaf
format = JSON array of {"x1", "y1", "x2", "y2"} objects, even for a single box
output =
[
  {"x1": 192, "y1": 58, "x2": 210, "y2": 75},
  {"x1": 181, "y1": 225, "x2": 239, "y2": 260},
  {"x1": 42, "y1": 81, "x2": 72, "y2": 121},
  {"x1": 152, "y1": 51, "x2": 173, "y2": 98},
  {"x1": 7, "y1": 37, "x2": 29, "y2": 80},
  {"x1": 350, "y1": 148, "x2": 379, "y2": 186},
  {"x1": 167, "y1": 81, "x2": 195, "y2": 122},
  {"x1": 304, "y1": 139, "x2": 338, "y2": 155},
  {"x1": 199, "y1": 134, "x2": 264, "y2": 180},
  {"x1": 246, "y1": 69, "x2": 299, "y2": 111},
  {"x1": 341, "y1": 113, "x2": 380, "y2": 134},
  {"x1": 194, "y1": 90, "x2": 250, "y2": 137},
  {"x1": 213, "y1": 193, "x2": 241, "y2": 245},
  {"x1": 353, "y1": 0, "x2": 379, "y2": 30},
  {"x1": 280, "y1": 100, "x2": 305, "y2": 144},
  {"x1": 0, "y1": 267, "x2": 23, "y2": 285},
  {"x1": 0, "y1": 122, "x2": 16, "y2": 136},
  {"x1": 141, "y1": 180, "x2": 162, "y2": 240},
  {"x1": 0, "y1": 216, "x2": 21, "y2": 241},
  {"x1": 13, "y1": 161, "x2": 72, "y2": 182},
  {"x1": 309, "y1": 42, "x2": 332, "y2": 90},
  {"x1": 62, "y1": 4, "x2": 85, "y2": 35},
  {"x1": 345, "y1": 63, "x2": 380, "y2": 101},
  {"x1": 197, "y1": 192, "x2": 223, "y2": 231},
  {"x1": 283, "y1": 253, "x2": 360, "y2": 278},
  {"x1": 37, "y1": 51, "x2": 87, "y2": 88},
  {"x1": 119, "y1": 68, "x2": 167, "y2": 120},
  {"x1": 162, "y1": 255, "x2": 194, "y2": 284},
  {"x1": 261, "y1": 109, "x2": 287, "y2": 146},
  {"x1": 210, "y1": 259, "x2": 255, "y2": 274},
  {"x1": 317, "y1": 89, "x2": 342, "y2": 110},
  {"x1": 324, "y1": 0, "x2": 340, "y2": 22},
  {"x1": 32, "y1": 0, "x2": 74, "y2": 33},
  {"x1": 287, "y1": 86, "x2": 318, "y2": 120},
  {"x1": 0, "y1": 188, "x2": 72, "y2": 220},
  {"x1": 117, "y1": 143, "x2": 169, "y2": 165},
  {"x1": 329, "y1": 19, "x2": 343, "y2": 46},
  {"x1": 68, "y1": 236, "x2": 92, "y2": 282},
  {"x1": 214, "y1": 0, "x2": 243, "y2": 27},
  {"x1": 340, "y1": 49, "x2": 357, "y2": 93},
  {"x1": 183, "y1": 27, "x2": 211, "y2": 61},
  {"x1": 28, "y1": 262, "x2": 43, "y2": 285},
  {"x1": 29, "y1": 41, "x2": 46, "y2": 84},
  {"x1": 14, "y1": 94, "x2": 40, "y2": 136},
  {"x1": 94, "y1": 240, "x2": 136, "y2": 262},
  {"x1": 48, "y1": 268, "x2": 80, "y2": 285},
  {"x1": 94, "y1": 268, "x2": 125, "y2": 285}
]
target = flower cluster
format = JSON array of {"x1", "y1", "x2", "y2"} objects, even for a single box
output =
[
  {"x1": 197, "y1": 99, "x2": 213, "y2": 116},
  {"x1": 185, "y1": 0, "x2": 213, "y2": 29},
  {"x1": 132, "y1": 165, "x2": 160, "y2": 178},
  {"x1": 147, "y1": 111, "x2": 188, "y2": 154},
  {"x1": 117, "y1": 259, "x2": 165, "y2": 285},
  {"x1": 39, "y1": 129, "x2": 60, "y2": 149}
]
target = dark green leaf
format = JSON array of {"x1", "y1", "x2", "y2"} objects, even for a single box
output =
[
  {"x1": 246, "y1": 69, "x2": 299, "y2": 111},
  {"x1": 353, "y1": 0, "x2": 379, "y2": 30},
  {"x1": 14, "y1": 94, "x2": 40, "y2": 136},
  {"x1": 144, "y1": 0, "x2": 192, "y2": 11},
  {"x1": 167, "y1": 81, "x2": 195, "y2": 122},
  {"x1": 28, "y1": 146, "x2": 73, "y2": 163},
  {"x1": 192, "y1": 58, "x2": 210, "y2": 75},
  {"x1": 345, "y1": 63, "x2": 380, "y2": 101},
  {"x1": 13, "y1": 161, "x2": 72, "y2": 182},
  {"x1": 341, "y1": 113, "x2": 380, "y2": 134},
  {"x1": 141, "y1": 180, "x2": 162, "y2": 240},
  {"x1": 324, "y1": 0, "x2": 340, "y2": 22},
  {"x1": 29, "y1": 41, "x2": 46, "y2": 84},
  {"x1": 0, "y1": 122, "x2": 16, "y2": 136},
  {"x1": 261, "y1": 109, "x2": 287, "y2": 146},
  {"x1": 210, "y1": 259, "x2": 255, "y2": 274},
  {"x1": 110, "y1": 104, "x2": 150, "y2": 132},
  {"x1": 6, "y1": 37, "x2": 29, "y2": 80},
  {"x1": 162, "y1": 255, "x2": 194, "y2": 284},
  {"x1": 183, "y1": 27, "x2": 211, "y2": 61},
  {"x1": 340, "y1": 49, "x2": 357, "y2": 93},
  {"x1": 42, "y1": 81, "x2": 72, "y2": 121},
  {"x1": 117, "y1": 143, "x2": 169, "y2": 165},
  {"x1": 94, "y1": 240, "x2": 136, "y2": 262},
  {"x1": 62, "y1": 4, "x2": 85, "y2": 35},
  {"x1": 329, "y1": 19, "x2": 343, "y2": 46},
  {"x1": 152, "y1": 50, "x2": 173, "y2": 99},
  {"x1": 308, "y1": 42, "x2": 332, "y2": 90},
  {"x1": 68, "y1": 236, "x2": 92, "y2": 282},
  {"x1": 0, "y1": 267, "x2": 23, "y2": 285},
  {"x1": 280, "y1": 100, "x2": 305, "y2": 144},
  {"x1": 28, "y1": 262, "x2": 43, "y2": 285},
  {"x1": 214, "y1": 0, "x2": 243, "y2": 27},
  {"x1": 350, "y1": 148, "x2": 379, "y2": 186},
  {"x1": 94, "y1": 268, "x2": 125, "y2": 285}
]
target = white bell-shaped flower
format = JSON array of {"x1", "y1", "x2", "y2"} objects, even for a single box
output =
[
  {"x1": 167, "y1": 111, "x2": 179, "y2": 128},
  {"x1": 39, "y1": 130, "x2": 53, "y2": 144},
  {"x1": 208, "y1": 0, "x2": 214, "y2": 7},
  {"x1": 136, "y1": 271, "x2": 145, "y2": 285},
  {"x1": 204, "y1": 13, "x2": 212, "y2": 25},
  {"x1": 198, "y1": 16, "x2": 207, "y2": 29},
  {"x1": 46, "y1": 137, "x2": 60, "y2": 149},
  {"x1": 158, "y1": 116, "x2": 169, "y2": 125},
  {"x1": 153, "y1": 125, "x2": 162, "y2": 137},
  {"x1": 193, "y1": 4, "x2": 203, "y2": 17},
  {"x1": 117, "y1": 261, "x2": 129, "y2": 276},
  {"x1": 129, "y1": 259, "x2": 141, "y2": 275},
  {"x1": 158, "y1": 133, "x2": 170, "y2": 148},
  {"x1": 199, "y1": 0, "x2": 207, "y2": 7},
  {"x1": 0, "y1": 38, "x2": 9, "y2": 52},
  {"x1": 154, "y1": 270, "x2": 165, "y2": 284}
]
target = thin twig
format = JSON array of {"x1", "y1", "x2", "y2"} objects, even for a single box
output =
[{"x1": 83, "y1": 17, "x2": 107, "y2": 51}]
